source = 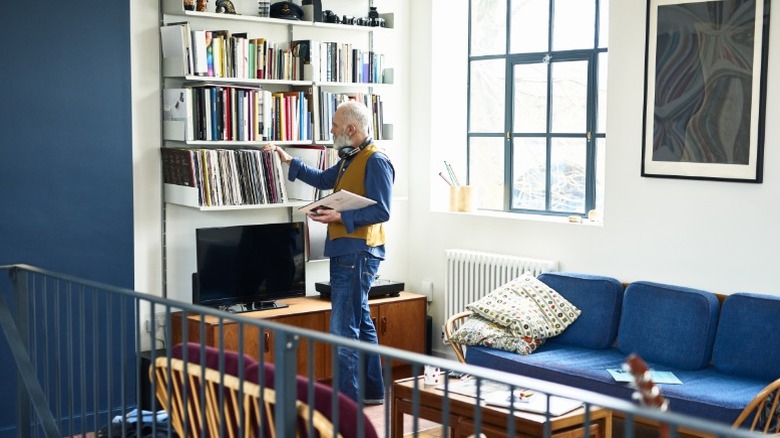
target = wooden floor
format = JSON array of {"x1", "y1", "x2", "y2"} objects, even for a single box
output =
[{"x1": 364, "y1": 403, "x2": 442, "y2": 438}]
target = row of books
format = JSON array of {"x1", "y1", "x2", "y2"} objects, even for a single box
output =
[
  {"x1": 161, "y1": 147, "x2": 289, "y2": 207},
  {"x1": 162, "y1": 145, "x2": 342, "y2": 206},
  {"x1": 306, "y1": 41, "x2": 387, "y2": 84},
  {"x1": 163, "y1": 86, "x2": 312, "y2": 142},
  {"x1": 318, "y1": 91, "x2": 386, "y2": 141},
  {"x1": 161, "y1": 22, "x2": 387, "y2": 83}
]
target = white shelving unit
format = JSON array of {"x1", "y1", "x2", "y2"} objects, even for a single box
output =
[{"x1": 159, "y1": 0, "x2": 399, "y2": 300}]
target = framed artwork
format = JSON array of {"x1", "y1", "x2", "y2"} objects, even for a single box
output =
[{"x1": 641, "y1": 0, "x2": 770, "y2": 182}]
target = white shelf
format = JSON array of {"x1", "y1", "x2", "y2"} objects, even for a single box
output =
[
  {"x1": 167, "y1": 76, "x2": 314, "y2": 87},
  {"x1": 164, "y1": 184, "x2": 309, "y2": 210},
  {"x1": 163, "y1": 140, "x2": 315, "y2": 147},
  {"x1": 163, "y1": 0, "x2": 395, "y2": 30},
  {"x1": 163, "y1": 75, "x2": 391, "y2": 88}
]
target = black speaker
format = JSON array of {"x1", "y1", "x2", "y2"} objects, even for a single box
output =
[{"x1": 425, "y1": 315, "x2": 432, "y2": 355}]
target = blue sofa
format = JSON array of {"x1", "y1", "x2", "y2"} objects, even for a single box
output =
[{"x1": 464, "y1": 272, "x2": 780, "y2": 425}]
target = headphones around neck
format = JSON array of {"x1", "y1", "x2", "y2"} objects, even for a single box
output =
[{"x1": 338, "y1": 137, "x2": 373, "y2": 159}]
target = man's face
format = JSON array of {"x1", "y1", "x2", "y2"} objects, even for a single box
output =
[{"x1": 331, "y1": 110, "x2": 352, "y2": 150}]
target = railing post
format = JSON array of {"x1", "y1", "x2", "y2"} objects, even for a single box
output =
[
  {"x1": 0, "y1": 267, "x2": 59, "y2": 437},
  {"x1": 11, "y1": 268, "x2": 31, "y2": 437},
  {"x1": 273, "y1": 330, "x2": 299, "y2": 438}
]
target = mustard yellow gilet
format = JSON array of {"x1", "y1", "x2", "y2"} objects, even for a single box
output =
[{"x1": 329, "y1": 144, "x2": 386, "y2": 247}]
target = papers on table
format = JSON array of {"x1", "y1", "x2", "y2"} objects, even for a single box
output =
[
  {"x1": 482, "y1": 390, "x2": 583, "y2": 416},
  {"x1": 298, "y1": 190, "x2": 376, "y2": 214},
  {"x1": 608, "y1": 368, "x2": 683, "y2": 385},
  {"x1": 435, "y1": 379, "x2": 582, "y2": 417}
]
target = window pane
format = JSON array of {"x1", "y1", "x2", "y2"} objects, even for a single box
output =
[
  {"x1": 469, "y1": 136, "x2": 505, "y2": 210},
  {"x1": 470, "y1": 59, "x2": 506, "y2": 132},
  {"x1": 511, "y1": 138, "x2": 547, "y2": 210},
  {"x1": 513, "y1": 63, "x2": 547, "y2": 133},
  {"x1": 510, "y1": 0, "x2": 549, "y2": 54},
  {"x1": 471, "y1": 0, "x2": 507, "y2": 56},
  {"x1": 551, "y1": 60, "x2": 588, "y2": 133},
  {"x1": 599, "y1": 1, "x2": 609, "y2": 49},
  {"x1": 595, "y1": 137, "x2": 605, "y2": 214},
  {"x1": 597, "y1": 53, "x2": 608, "y2": 133},
  {"x1": 552, "y1": 0, "x2": 595, "y2": 51},
  {"x1": 550, "y1": 138, "x2": 586, "y2": 213}
]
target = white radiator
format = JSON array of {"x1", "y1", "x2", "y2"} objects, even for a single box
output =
[{"x1": 444, "y1": 249, "x2": 559, "y2": 319}]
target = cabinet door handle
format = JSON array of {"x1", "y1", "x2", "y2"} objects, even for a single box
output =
[
  {"x1": 264, "y1": 331, "x2": 270, "y2": 353},
  {"x1": 381, "y1": 316, "x2": 387, "y2": 335}
]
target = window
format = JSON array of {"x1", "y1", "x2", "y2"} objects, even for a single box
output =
[{"x1": 468, "y1": 0, "x2": 608, "y2": 216}]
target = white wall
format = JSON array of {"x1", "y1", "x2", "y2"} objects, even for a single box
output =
[{"x1": 413, "y1": 0, "x2": 780, "y2": 357}]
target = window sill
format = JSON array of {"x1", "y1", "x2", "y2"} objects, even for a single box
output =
[{"x1": 434, "y1": 208, "x2": 604, "y2": 226}]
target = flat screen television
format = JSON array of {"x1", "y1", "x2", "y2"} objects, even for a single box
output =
[{"x1": 193, "y1": 222, "x2": 306, "y2": 312}]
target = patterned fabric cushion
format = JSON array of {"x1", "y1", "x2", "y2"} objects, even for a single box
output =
[
  {"x1": 466, "y1": 272, "x2": 581, "y2": 340},
  {"x1": 449, "y1": 313, "x2": 545, "y2": 355}
]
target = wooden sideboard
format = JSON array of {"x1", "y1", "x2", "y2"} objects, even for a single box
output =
[{"x1": 171, "y1": 292, "x2": 427, "y2": 381}]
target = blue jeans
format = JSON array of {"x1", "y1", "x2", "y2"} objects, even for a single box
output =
[{"x1": 329, "y1": 252, "x2": 384, "y2": 402}]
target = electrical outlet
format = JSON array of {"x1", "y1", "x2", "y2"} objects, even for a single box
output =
[
  {"x1": 441, "y1": 324, "x2": 450, "y2": 345},
  {"x1": 421, "y1": 281, "x2": 433, "y2": 302},
  {"x1": 144, "y1": 312, "x2": 169, "y2": 333}
]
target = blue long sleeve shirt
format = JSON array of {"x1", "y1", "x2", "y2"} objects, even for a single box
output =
[{"x1": 288, "y1": 152, "x2": 395, "y2": 259}]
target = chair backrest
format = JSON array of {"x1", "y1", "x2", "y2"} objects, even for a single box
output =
[
  {"x1": 165, "y1": 342, "x2": 376, "y2": 438},
  {"x1": 151, "y1": 356, "x2": 341, "y2": 438},
  {"x1": 444, "y1": 310, "x2": 472, "y2": 363},
  {"x1": 245, "y1": 362, "x2": 379, "y2": 438},
  {"x1": 732, "y1": 377, "x2": 780, "y2": 434}
]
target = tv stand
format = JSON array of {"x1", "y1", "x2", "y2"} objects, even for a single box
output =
[{"x1": 172, "y1": 292, "x2": 427, "y2": 381}]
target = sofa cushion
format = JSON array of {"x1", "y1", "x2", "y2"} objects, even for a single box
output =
[
  {"x1": 466, "y1": 272, "x2": 581, "y2": 340},
  {"x1": 449, "y1": 313, "x2": 544, "y2": 355},
  {"x1": 538, "y1": 272, "x2": 623, "y2": 349},
  {"x1": 466, "y1": 344, "x2": 766, "y2": 425},
  {"x1": 617, "y1": 281, "x2": 719, "y2": 370},
  {"x1": 712, "y1": 293, "x2": 780, "y2": 381}
]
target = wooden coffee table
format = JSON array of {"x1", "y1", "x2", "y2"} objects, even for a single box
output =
[{"x1": 391, "y1": 376, "x2": 612, "y2": 438}]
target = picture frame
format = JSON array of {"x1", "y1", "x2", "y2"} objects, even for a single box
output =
[{"x1": 641, "y1": 0, "x2": 770, "y2": 182}]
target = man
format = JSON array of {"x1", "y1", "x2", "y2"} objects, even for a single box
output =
[{"x1": 264, "y1": 101, "x2": 394, "y2": 404}]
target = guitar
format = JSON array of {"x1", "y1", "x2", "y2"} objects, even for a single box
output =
[{"x1": 624, "y1": 353, "x2": 670, "y2": 438}]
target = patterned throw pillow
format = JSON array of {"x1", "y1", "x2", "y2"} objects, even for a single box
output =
[
  {"x1": 449, "y1": 313, "x2": 545, "y2": 355},
  {"x1": 466, "y1": 272, "x2": 581, "y2": 340}
]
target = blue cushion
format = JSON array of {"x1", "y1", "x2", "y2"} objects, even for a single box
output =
[
  {"x1": 712, "y1": 293, "x2": 780, "y2": 381},
  {"x1": 617, "y1": 281, "x2": 719, "y2": 370},
  {"x1": 538, "y1": 272, "x2": 623, "y2": 349}
]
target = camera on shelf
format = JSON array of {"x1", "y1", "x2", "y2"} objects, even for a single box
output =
[
  {"x1": 321, "y1": 6, "x2": 386, "y2": 27},
  {"x1": 322, "y1": 10, "x2": 340, "y2": 24}
]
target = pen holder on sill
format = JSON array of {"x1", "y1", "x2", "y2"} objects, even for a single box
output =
[{"x1": 449, "y1": 185, "x2": 476, "y2": 212}]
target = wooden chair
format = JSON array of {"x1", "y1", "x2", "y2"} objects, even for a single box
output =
[
  {"x1": 151, "y1": 356, "x2": 341, "y2": 438},
  {"x1": 444, "y1": 310, "x2": 472, "y2": 363},
  {"x1": 732, "y1": 377, "x2": 780, "y2": 434}
]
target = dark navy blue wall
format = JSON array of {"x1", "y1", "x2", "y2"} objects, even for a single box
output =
[{"x1": 0, "y1": 0, "x2": 134, "y2": 435}]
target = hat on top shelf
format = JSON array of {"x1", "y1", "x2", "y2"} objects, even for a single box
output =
[{"x1": 270, "y1": 2, "x2": 303, "y2": 20}]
